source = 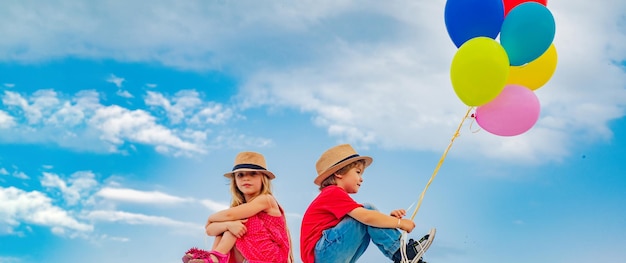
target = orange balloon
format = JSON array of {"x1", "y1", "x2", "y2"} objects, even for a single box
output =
[{"x1": 506, "y1": 44, "x2": 557, "y2": 90}]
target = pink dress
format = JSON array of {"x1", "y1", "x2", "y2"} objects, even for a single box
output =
[{"x1": 234, "y1": 207, "x2": 290, "y2": 263}]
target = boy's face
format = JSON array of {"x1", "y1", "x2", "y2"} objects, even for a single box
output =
[{"x1": 336, "y1": 163, "x2": 364, "y2": 194}]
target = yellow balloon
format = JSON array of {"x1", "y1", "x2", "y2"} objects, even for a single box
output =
[
  {"x1": 450, "y1": 37, "x2": 510, "y2": 106},
  {"x1": 507, "y1": 44, "x2": 558, "y2": 90}
]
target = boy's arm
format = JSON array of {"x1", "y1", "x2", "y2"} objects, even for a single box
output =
[
  {"x1": 348, "y1": 207, "x2": 416, "y2": 233},
  {"x1": 207, "y1": 194, "x2": 273, "y2": 223}
]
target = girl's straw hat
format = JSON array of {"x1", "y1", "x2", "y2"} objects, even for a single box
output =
[
  {"x1": 314, "y1": 144, "x2": 373, "y2": 185},
  {"x1": 224, "y1": 151, "x2": 276, "y2": 179}
]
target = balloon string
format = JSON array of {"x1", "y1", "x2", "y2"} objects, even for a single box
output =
[
  {"x1": 408, "y1": 106, "x2": 474, "y2": 222},
  {"x1": 469, "y1": 113, "x2": 481, "y2": 133}
]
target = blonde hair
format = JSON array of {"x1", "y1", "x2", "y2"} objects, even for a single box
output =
[
  {"x1": 319, "y1": 159, "x2": 366, "y2": 190},
  {"x1": 229, "y1": 171, "x2": 274, "y2": 207},
  {"x1": 228, "y1": 171, "x2": 295, "y2": 262}
]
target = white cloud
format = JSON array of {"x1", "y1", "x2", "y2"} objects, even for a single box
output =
[
  {"x1": 200, "y1": 199, "x2": 229, "y2": 212},
  {"x1": 89, "y1": 105, "x2": 206, "y2": 154},
  {"x1": 2, "y1": 91, "x2": 33, "y2": 122},
  {"x1": 106, "y1": 74, "x2": 125, "y2": 88},
  {"x1": 85, "y1": 210, "x2": 199, "y2": 229},
  {"x1": 0, "y1": 256, "x2": 20, "y2": 263},
  {"x1": 0, "y1": 1, "x2": 353, "y2": 69},
  {"x1": 0, "y1": 0, "x2": 623, "y2": 164},
  {"x1": 12, "y1": 171, "x2": 29, "y2": 180},
  {"x1": 0, "y1": 186, "x2": 93, "y2": 234},
  {"x1": 0, "y1": 111, "x2": 15, "y2": 129},
  {"x1": 48, "y1": 102, "x2": 87, "y2": 127},
  {"x1": 115, "y1": 89, "x2": 134, "y2": 99},
  {"x1": 236, "y1": 1, "x2": 626, "y2": 164},
  {"x1": 0, "y1": 168, "x2": 7, "y2": 175},
  {"x1": 145, "y1": 91, "x2": 185, "y2": 124},
  {"x1": 0, "y1": 90, "x2": 214, "y2": 155},
  {"x1": 99, "y1": 234, "x2": 130, "y2": 242},
  {"x1": 40, "y1": 171, "x2": 98, "y2": 206},
  {"x1": 189, "y1": 103, "x2": 233, "y2": 125},
  {"x1": 0, "y1": 222, "x2": 25, "y2": 237},
  {"x1": 145, "y1": 90, "x2": 234, "y2": 126},
  {"x1": 2, "y1": 90, "x2": 61, "y2": 125},
  {"x1": 96, "y1": 187, "x2": 193, "y2": 205}
]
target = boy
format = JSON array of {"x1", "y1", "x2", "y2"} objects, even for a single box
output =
[{"x1": 300, "y1": 144, "x2": 435, "y2": 263}]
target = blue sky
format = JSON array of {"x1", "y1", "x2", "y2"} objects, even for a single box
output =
[{"x1": 0, "y1": 1, "x2": 625, "y2": 263}]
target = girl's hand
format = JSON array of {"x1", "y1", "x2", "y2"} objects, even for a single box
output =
[
  {"x1": 227, "y1": 219, "x2": 248, "y2": 238},
  {"x1": 390, "y1": 209, "x2": 406, "y2": 219}
]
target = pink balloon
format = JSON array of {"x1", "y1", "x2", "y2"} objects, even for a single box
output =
[{"x1": 475, "y1": 84, "x2": 540, "y2": 136}]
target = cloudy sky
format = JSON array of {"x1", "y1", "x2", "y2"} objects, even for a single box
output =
[{"x1": 0, "y1": 0, "x2": 625, "y2": 262}]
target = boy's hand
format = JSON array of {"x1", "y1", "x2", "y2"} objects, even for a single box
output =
[
  {"x1": 398, "y1": 218, "x2": 416, "y2": 233},
  {"x1": 390, "y1": 209, "x2": 406, "y2": 219}
]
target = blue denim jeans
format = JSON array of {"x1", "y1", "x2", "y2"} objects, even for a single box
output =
[{"x1": 314, "y1": 204, "x2": 402, "y2": 263}]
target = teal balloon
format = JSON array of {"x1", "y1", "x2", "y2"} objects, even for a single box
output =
[{"x1": 500, "y1": 2, "x2": 555, "y2": 66}]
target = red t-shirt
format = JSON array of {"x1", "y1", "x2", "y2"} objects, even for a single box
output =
[{"x1": 300, "y1": 185, "x2": 363, "y2": 263}]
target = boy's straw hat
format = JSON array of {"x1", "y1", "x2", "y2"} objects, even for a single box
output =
[
  {"x1": 224, "y1": 151, "x2": 276, "y2": 179},
  {"x1": 314, "y1": 144, "x2": 373, "y2": 185}
]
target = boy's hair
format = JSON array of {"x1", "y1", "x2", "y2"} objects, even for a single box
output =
[
  {"x1": 229, "y1": 171, "x2": 274, "y2": 207},
  {"x1": 319, "y1": 159, "x2": 366, "y2": 190}
]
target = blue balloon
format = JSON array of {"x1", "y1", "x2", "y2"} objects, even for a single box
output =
[
  {"x1": 444, "y1": 0, "x2": 504, "y2": 48},
  {"x1": 500, "y1": 2, "x2": 556, "y2": 66}
]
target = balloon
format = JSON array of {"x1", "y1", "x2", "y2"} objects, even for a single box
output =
[
  {"x1": 500, "y1": 2, "x2": 556, "y2": 66},
  {"x1": 444, "y1": 0, "x2": 504, "y2": 48},
  {"x1": 507, "y1": 44, "x2": 558, "y2": 90},
  {"x1": 450, "y1": 37, "x2": 510, "y2": 107},
  {"x1": 503, "y1": 0, "x2": 548, "y2": 16},
  {"x1": 475, "y1": 85, "x2": 540, "y2": 136}
]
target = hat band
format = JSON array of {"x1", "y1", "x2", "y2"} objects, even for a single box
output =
[
  {"x1": 332, "y1": 154, "x2": 360, "y2": 166},
  {"x1": 232, "y1": 163, "x2": 267, "y2": 171}
]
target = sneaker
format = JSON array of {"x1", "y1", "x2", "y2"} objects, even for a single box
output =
[{"x1": 393, "y1": 227, "x2": 436, "y2": 263}]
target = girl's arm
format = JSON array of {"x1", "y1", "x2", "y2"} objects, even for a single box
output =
[
  {"x1": 205, "y1": 221, "x2": 229, "y2": 236},
  {"x1": 205, "y1": 220, "x2": 248, "y2": 237},
  {"x1": 348, "y1": 207, "x2": 416, "y2": 233},
  {"x1": 207, "y1": 194, "x2": 274, "y2": 223}
]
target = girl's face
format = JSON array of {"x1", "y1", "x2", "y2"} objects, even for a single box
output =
[
  {"x1": 235, "y1": 171, "x2": 264, "y2": 200},
  {"x1": 337, "y1": 164, "x2": 364, "y2": 194}
]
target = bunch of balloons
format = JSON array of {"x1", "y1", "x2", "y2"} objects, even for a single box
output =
[{"x1": 445, "y1": 0, "x2": 557, "y2": 136}]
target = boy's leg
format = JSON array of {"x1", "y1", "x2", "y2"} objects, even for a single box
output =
[
  {"x1": 360, "y1": 203, "x2": 435, "y2": 262},
  {"x1": 361, "y1": 204, "x2": 403, "y2": 259},
  {"x1": 314, "y1": 215, "x2": 370, "y2": 263}
]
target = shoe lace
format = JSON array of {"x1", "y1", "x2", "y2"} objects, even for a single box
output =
[{"x1": 398, "y1": 237, "x2": 427, "y2": 263}]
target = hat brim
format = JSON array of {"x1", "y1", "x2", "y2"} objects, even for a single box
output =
[
  {"x1": 224, "y1": 168, "x2": 276, "y2": 179},
  {"x1": 314, "y1": 156, "x2": 372, "y2": 185}
]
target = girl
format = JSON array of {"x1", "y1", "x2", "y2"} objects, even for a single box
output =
[{"x1": 184, "y1": 151, "x2": 293, "y2": 263}]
